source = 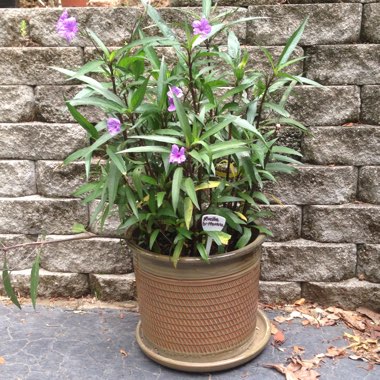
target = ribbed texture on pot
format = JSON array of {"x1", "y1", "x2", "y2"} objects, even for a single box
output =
[{"x1": 135, "y1": 262, "x2": 260, "y2": 358}]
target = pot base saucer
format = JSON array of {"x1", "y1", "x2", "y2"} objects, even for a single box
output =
[{"x1": 136, "y1": 309, "x2": 271, "y2": 373}]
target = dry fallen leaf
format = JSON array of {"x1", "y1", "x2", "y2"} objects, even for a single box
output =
[
  {"x1": 274, "y1": 330, "x2": 286, "y2": 345},
  {"x1": 0, "y1": 356, "x2": 5, "y2": 365},
  {"x1": 338, "y1": 310, "x2": 366, "y2": 331},
  {"x1": 271, "y1": 322, "x2": 279, "y2": 335},
  {"x1": 294, "y1": 298, "x2": 306, "y2": 306},
  {"x1": 274, "y1": 315, "x2": 288, "y2": 324},
  {"x1": 119, "y1": 348, "x2": 128, "y2": 357},
  {"x1": 356, "y1": 307, "x2": 380, "y2": 325},
  {"x1": 293, "y1": 346, "x2": 305, "y2": 354},
  {"x1": 325, "y1": 346, "x2": 346, "y2": 359}
]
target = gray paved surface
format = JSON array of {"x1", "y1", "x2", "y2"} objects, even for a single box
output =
[{"x1": 0, "y1": 303, "x2": 378, "y2": 379}]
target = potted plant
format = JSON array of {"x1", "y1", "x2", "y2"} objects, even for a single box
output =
[{"x1": 4, "y1": 0, "x2": 319, "y2": 372}]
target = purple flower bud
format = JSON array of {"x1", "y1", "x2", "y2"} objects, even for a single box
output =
[
  {"x1": 167, "y1": 86, "x2": 183, "y2": 112},
  {"x1": 169, "y1": 144, "x2": 186, "y2": 164},
  {"x1": 192, "y1": 17, "x2": 212, "y2": 37},
  {"x1": 107, "y1": 118, "x2": 121, "y2": 136},
  {"x1": 56, "y1": 10, "x2": 78, "y2": 44}
]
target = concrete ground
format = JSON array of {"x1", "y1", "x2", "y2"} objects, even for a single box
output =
[{"x1": 0, "y1": 301, "x2": 378, "y2": 380}]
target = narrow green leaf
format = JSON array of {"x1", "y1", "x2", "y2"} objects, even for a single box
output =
[
  {"x1": 2, "y1": 260, "x2": 21, "y2": 309},
  {"x1": 206, "y1": 231, "x2": 231, "y2": 246},
  {"x1": 128, "y1": 135, "x2": 184, "y2": 145},
  {"x1": 171, "y1": 239, "x2": 184, "y2": 268},
  {"x1": 277, "y1": 18, "x2": 308, "y2": 67},
  {"x1": 196, "y1": 243, "x2": 209, "y2": 262},
  {"x1": 202, "y1": 0, "x2": 212, "y2": 18},
  {"x1": 118, "y1": 146, "x2": 170, "y2": 154},
  {"x1": 263, "y1": 102, "x2": 290, "y2": 117},
  {"x1": 156, "y1": 191, "x2": 166, "y2": 208},
  {"x1": 173, "y1": 95, "x2": 192, "y2": 146},
  {"x1": 228, "y1": 31, "x2": 240, "y2": 60},
  {"x1": 107, "y1": 147, "x2": 127, "y2": 175},
  {"x1": 86, "y1": 29, "x2": 110, "y2": 58},
  {"x1": 236, "y1": 227, "x2": 252, "y2": 249},
  {"x1": 132, "y1": 167, "x2": 144, "y2": 200},
  {"x1": 66, "y1": 102, "x2": 99, "y2": 139},
  {"x1": 171, "y1": 167, "x2": 183, "y2": 212},
  {"x1": 272, "y1": 146, "x2": 303, "y2": 157},
  {"x1": 184, "y1": 178, "x2": 200, "y2": 210},
  {"x1": 252, "y1": 192, "x2": 270, "y2": 205},
  {"x1": 125, "y1": 186, "x2": 139, "y2": 218},
  {"x1": 130, "y1": 76, "x2": 150, "y2": 111},
  {"x1": 184, "y1": 197, "x2": 193, "y2": 230},
  {"x1": 30, "y1": 254, "x2": 40, "y2": 310},
  {"x1": 157, "y1": 57, "x2": 168, "y2": 108},
  {"x1": 118, "y1": 215, "x2": 139, "y2": 231},
  {"x1": 149, "y1": 229, "x2": 160, "y2": 250}
]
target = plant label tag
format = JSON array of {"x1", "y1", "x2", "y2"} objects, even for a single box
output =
[
  {"x1": 202, "y1": 215, "x2": 226, "y2": 255},
  {"x1": 202, "y1": 215, "x2": 226, "y2": 231}
]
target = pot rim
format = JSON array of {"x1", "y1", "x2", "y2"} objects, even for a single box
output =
[{"x1": 127, "y1": 227, "x2": 266, "y2": 265}]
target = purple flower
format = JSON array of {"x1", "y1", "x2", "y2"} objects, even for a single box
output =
[
  {"x1": 167, "y1": 86, "x2": 183, "y2": 112},
  {"x1": 107, "y1": 118, "x2": 121, "y2": 136},
  {"x1": 56, "y1": 10, "x2": 78, "y2": 44},
  {"x1": 169, "y1": 144, "x2": 186, "y2": 164},
  {"x1": 192, "y1": 17, "x2": 212, "y2": 37}
]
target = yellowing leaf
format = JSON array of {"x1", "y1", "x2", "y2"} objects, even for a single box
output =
[
  {"x1": 234, "y1": 211, "x2": 247, "y2": 222},
  {"x1": 195, "y1": 181, "x2": 221, "y2": 191}
]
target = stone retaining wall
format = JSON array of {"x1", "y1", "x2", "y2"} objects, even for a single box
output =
[{"x1": 0, "y1": 2, "x2": 379, "y2": 310}]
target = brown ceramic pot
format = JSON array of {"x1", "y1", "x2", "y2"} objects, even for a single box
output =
[
  {"x1": 61, "y1": 0, "x2": 87, "y2": 6},
  {"x1": 127, "y1": 231, "x2": 271, "y2": 372}
]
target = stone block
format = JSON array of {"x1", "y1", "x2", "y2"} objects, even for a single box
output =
[
  {"x1": 259, "y1": 205, "x2": 302, "y2": 241},
  {"x1": 357, "y1": 244, "x2": 380, "y2": 283},
  {"x1": 0, "y1": 160, "x2": 36, "y2": 197},
  {"x1": 302, "y1": 279, "x2": 380, "y2": 312},
  {"x1": 170, "y1": 0, "x2": 279, "y2": 6},
  {"x1": 267, "y1": 165, "x2": 357, "y2": 205},
  {"x1": 36, "y1": 161, "x2": 86, "y2": 198},
  {"x1": 89, "y1": 273, "x2": 136, "y2": 301},
  {"x1": 247, "y1": 4, "x2": 361, "y2": 46},
  {"x1": 259, "y1": 281, "x2": 301, "y2": 305},
  {"x1": 41, "y1": 236, "x2": 132, "y2": 274},
  {"x1": 89, "y1": 201, "x2": 124, "y2": 237},
  {"x1": 286, "y1": 86, "x2": 360, "y2": 127},
  {"x1": 306, "y1": 45, "x2": 380, "y2": 85},
  {"x1": 0, "y1": 123, "x2": 88, "y2": 160},
  {"x1": 0, "y1": 48, "x2": 83, "y2": 86},
  {"x1": 0, "y1": 86, "x2": 35, "y2": 122},
  {"x1": 29, "y1": 7, "x2": 143, "y2": 47},
  {"x1": 0, "y1": 196, "x2": 88, "y2": 234},
  {"x1": 302, "y1": 126, "x2": 380, "y2": 165},
  {"x1": 0, "y1": 9, "x2": 31, "y2": 47},
  {"x1": 0, "y1": 269, "x2": 89, "y2": 298},
  {"x1": 0, "y1": 234, "x2": 37, "y2": 270},
  {"x1": 303, "y1": 204, "x2": 380, "y2": 244},
  {"x1": 35, "y1": 85, "x2": 104, "y2": 124},
  {"x1": 261, "y1": 240, "x2": 356, "y2": 281},
  {"x1": 358, "y1": 166, "x2": 380, "y2": 204},
  {"x1": 363, "y1": 3, "x2": 380, "y2": 43},
  {"x1": 361, "y1": 85, "x2": 380, "y2": 125},
  {"x1": 144, "y1": 7, "x2": 247, "y2": 44}
]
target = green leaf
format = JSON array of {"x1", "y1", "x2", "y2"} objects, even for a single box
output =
[
  {"x1": 235, "y1": 227, "x2": 252, "y2": 249},
  {"x1": 128, "y1": 135, "x2": 184, "y2": 146},
  {"x1": 156, "y1": 192, "x2": 166, "y2": 208},
  {"x1": 157, "y1": 57, "x2": 168, "y2": 108},
  {"x1": 118, "y1": 215, "x2": 139, "y2": 231},
  {"x1": 200, "y1": 116, "x2": 234, "y2": 141},
  {"x1": 145, "y1": 2, "x2": 177, "y2": 41},
  {"x1": 277, "y1": 18, "x2": 308, "y2": 67},
  {"x1": 254, "y1": 225, "x2": 273, "y2": 237},
  {"x1": 2, "y1": 259, "x2": 21, "y2": 309},
  {"x1": 184, "y1": 197, "x2": 193, "y2": 230},
  {"x1": 171, "y1": 167, "x2": 183, "y2": 212},
  {"x1": 125, "y1": 186, "x2": 139, "y2": 218},
  {"x1": 107, "y1": 161, "x2": 121, "y2": 209},
  {"x1": 66, "y1": 102, "x2": 99, "y2": 139},
  {"x1": 196, "y1": 243, "x2": 209, "y2": 262},
  {"x1": 266, "y1": 162, "x2": 296, "y2": 174},
  {"x1": 132, "y1": 167, "x2": 144, "y2": 199},
  {"x1": 206, "y1": 231, "x2": 231, "y2": 246},
  {"x1": 30, "y1": 254, "x2": 40, "y2": 310},
  {"x1": 69, "y1": 96, "x2": 125, "y2": 113},
  {"x1": 278, "y1": 117, "x2": 308, "y2": 132},
  {"x1": 263, "y1": 102, "x2": 290, "y2": 117},
  {"x1": 272, "y1": 146, "x2": 303, "y2": 157},
  {"x1": 130, "y1": 76, "x2": 150, "y2": 111},
  {"x1": 252, "y1": 192, "x2": 270, "y2": 205},
  {"x1": 118, "y1": 146, "x2": 170, "y2": 154},
  {"x1": 107, "y1": 146, "x2": 127, "y2": 175},
  {"x1": 228, "y1": 31, "x2": 240, "y2": 60},
  {"x1": 72, "y1": 223, "x2": 87, "y2": 233},
  {"x1": 184, "y1": 178, "x2": 200, "y2": 210},
  {"x1": 173, "y1": 95, "x2": 192, "y2": 146},
  {"x1": 86, "y1": 29, "x2": 110, "y2": 58},
  {"x1": 202, "y1": 0, "x2": 212, "y2": 18},
  {"x1": 68, "y1": 60, "x2": 104, "y2": 79},
  {"x1": 171, "y1": 239, "x2": 184, "y2": 268},
  {"x1": 149, "y1": 229, "x2": 160, "y2": 250}
]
